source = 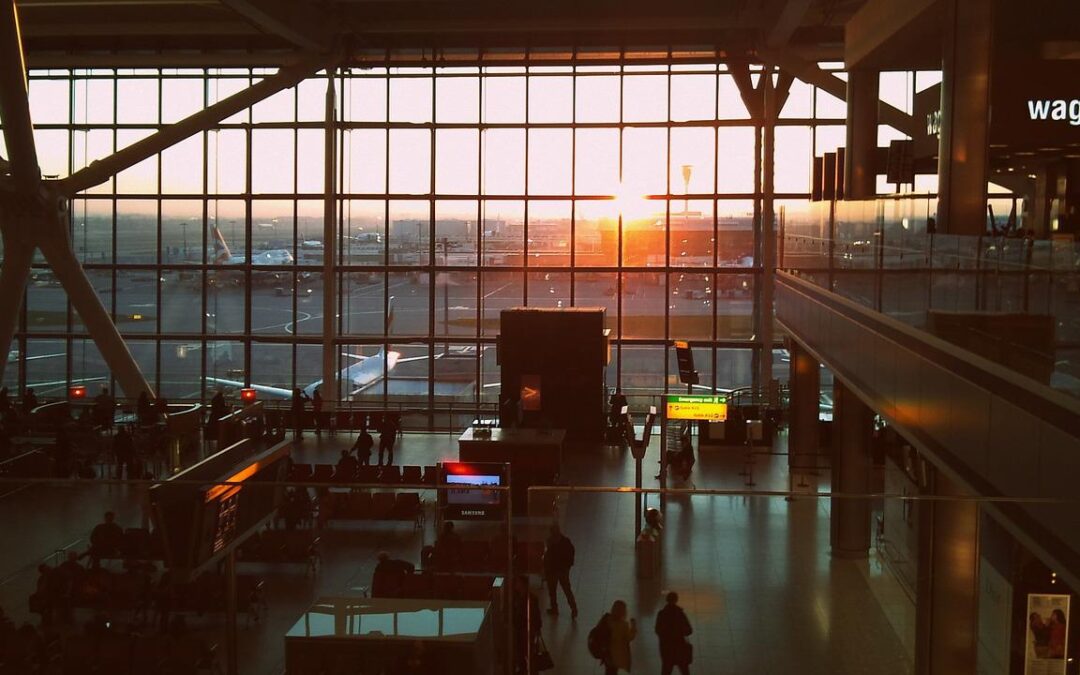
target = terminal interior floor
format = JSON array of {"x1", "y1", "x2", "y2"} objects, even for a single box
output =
[{"x1": 0, "y1": 432, "x2": 915, "y2": 674}]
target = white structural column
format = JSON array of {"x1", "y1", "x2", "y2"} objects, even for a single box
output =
[{"x1": 322, "y1": 70, "x2": 338, "y2": 401}]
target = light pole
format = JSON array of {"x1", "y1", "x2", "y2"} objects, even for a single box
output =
[{"x1": 681, "y1": 164, "x2": 693, "y2": 216}]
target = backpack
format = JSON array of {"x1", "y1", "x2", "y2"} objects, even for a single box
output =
[{"x1": 587, "y1": 613, "x2": 611, "y2": 661}]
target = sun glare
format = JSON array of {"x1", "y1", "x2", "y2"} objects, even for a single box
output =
[{"x1": 612, "y1": 185, "x2": 656, "y2": 221}]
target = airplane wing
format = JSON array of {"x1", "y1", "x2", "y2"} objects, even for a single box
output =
[
  {"x1": 341, "y1": 352, "x2": 369, "y2": 362},
  {"x1": 206, "y1": 377, "x2": 294, "y2": 399},
  {"x1": 396, "y1": 351, "x2": 444, "y2": 364}
]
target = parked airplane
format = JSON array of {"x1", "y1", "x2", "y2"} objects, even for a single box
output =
[
  {"x1": 207, "y1": 298, "x2": 439, "y2": 399},
  {"x1": 211, "y1": 224, "x2": 294, "y2": 265}
]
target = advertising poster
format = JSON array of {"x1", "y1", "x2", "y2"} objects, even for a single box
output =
[{"x1": 1025, "y1": 594, "x2": 1070, "y2": 675}]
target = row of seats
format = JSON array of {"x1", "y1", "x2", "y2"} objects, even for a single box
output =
[
  {"x1": 288, "y1": 463, "x2": 436, "y2": 485},
  {"x1": 425, "y1": 539, "x2": 545, "y2": 575},
  {"x1": 98, "y1": 528, "x2": 165, "y2": 562},
  {"x1": 371, "y1": 572, "x2": 497, "y2": 601},
  {"x1": 60, "y1": 634, "x2": 215, "y2": 675},
  {"x1": 237, "y1": 530, "x2": 319, "y2": 567},
  {"x1": 321, "y1": 491, "x2": 423, "y2": 527}
]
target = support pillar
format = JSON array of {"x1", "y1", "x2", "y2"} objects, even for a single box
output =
[
  {"x1": 321, "y1": 70, "x2": 338, "y2": 402},
  {"x1": 759, "y1": 75, "x2": 776, "y2": 391},
  {"x1": 915, "y1": 470, "x2": 979, "y2": 675},
  {"x1": 0, "y1": 228, "x2": 34, "y2": 382},
  {"x1": 830, "y1": 379, "x2": 872, "y2": 558},
  {"x1": 844, "y1": 68, "x2": 879, "y2": 200},
  {"x1": 938, "y1": 0, "x2": 993, "y2": 235},
  {"x1": 788, "y1": 340, "x2": 819, "y2": 470}
]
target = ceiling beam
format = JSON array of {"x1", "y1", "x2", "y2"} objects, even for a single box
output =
[
  {"x1": 845, "y1": 0, "x2": 941, "y2": 70},
  {"x1": 57, "y1": 52, "x2": 328, "y2": 195},
  {"x1": 758, "y1": 46, "x2": 922, "y2": 137},
  {"x1": 218, "y1": 0, "x2": 328, "y2": 51},
  {"x1": 766, "y1": 0, "x2": 813, "y2": 47}
]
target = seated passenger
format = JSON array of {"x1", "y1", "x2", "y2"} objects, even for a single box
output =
[
  {"x1": 335, "y1": 449, "x2": 359, "y2": 480},
  {"x1": 433, "y1": 521, "x2": 462, "y2": 571},
  {"x1": 22, "y1": 388, "x2": 38, "y2": 416},
  {"x1": 136, "y1": 391, "x2": 155, "y2": 426},
  {"x1": 371, "y1": 551, "x2": 415, "y2": 597},
  {"x1": 88, "y1": 512, "x2": 124, "y2": 566}
]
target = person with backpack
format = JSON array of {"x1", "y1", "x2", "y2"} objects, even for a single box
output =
[
  {"x1": 542, "y1": 522, "x2": 578, "y2": 618},
  {"x1": 655, "y1": 591, "x2": 693, "y2": 675},
  {"x1": 589, "y1": 599, "x2": 636, "y2": 674}
]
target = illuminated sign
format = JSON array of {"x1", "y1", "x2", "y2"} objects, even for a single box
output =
[{"x1": 665, "y1": 394, "x2": 727, "y2": 421}]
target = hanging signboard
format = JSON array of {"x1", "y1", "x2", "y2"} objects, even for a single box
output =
[
  {"x1": 1025, "y1": 593, "x2": 1070, "y2": 675},
  {"x1": 665, "y1": 394, "x2": 727, "y2": 421}
]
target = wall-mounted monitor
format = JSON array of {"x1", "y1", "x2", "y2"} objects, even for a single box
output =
[{"x1": 438, "y1": 462, "x2": 508, "y2": 520}]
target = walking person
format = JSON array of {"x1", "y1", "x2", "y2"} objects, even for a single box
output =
[
  {"x1": 351, "y1": 423, "x2": 374, "y2": 465},
  {"x1": 113, "y1": 426, "x2": 135, "y2": 479},
  {"x1": 655, "y1": 591, "x2": 693, "y2": 675},
  {"x1": 311, "y1": 387, "x2": 323, "y2": 435},
  {"x1": 542, "y1": 523, "x2": 578, "y2": 618},
  {"x1": 378, "y1": 414, "x2": 395, "y2": 466},
  {"x1": 607, "y1": 600, "x2": 637, "y2": 674},
  {"x1": 291, "y1": 388, "x2": 309, "y2": 441}
]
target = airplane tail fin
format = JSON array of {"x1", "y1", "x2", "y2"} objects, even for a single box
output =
[
  {"x1": 387, "y1": 296, "x2": 395, "y2": 333},
  {"x1": 211, "y1": 224, "x2": 232, "y2": 264}
]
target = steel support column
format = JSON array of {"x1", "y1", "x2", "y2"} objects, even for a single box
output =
[
  {"x1": 759, "y1": 77, "x2": 776, "y2": 391},
  {"x1": 844, "y1": 68, "x2": 879, "y2": 200},
  {"x1": 830, "y1": 379, "x2": 872, "y2": 557},
  {"x1": 0, "y1": 229, "x2": 34, "y2": 381},
  {"x1": 937, "y1": 0, "x2": 993, "y2": 235},
  {"x1": 915, "y1": 469, "x2": 979, "y2": 675},
  {"x1": 788, "y1": 340, "x2": 819, "y2": 470},
  {"x1": 322, "y1": 70, "x2": 338, "y2": 401}
]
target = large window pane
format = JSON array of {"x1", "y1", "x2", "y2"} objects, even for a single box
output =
[
  {"x1": 575, "y1": 128, "x2": 620, "y2": 196},
  {"x1": 345, "y1": 130, "x2": 387, "y2": 194},
  {"x1": 252, "y1": 129, "x2": 295, "y2": 193},
  {"x1": 671, "y1": 73, "x2": 716, "y2": 121},
  {"x1": 115, "y1": 200, "x2": 157, "y2": 264},
  {"x1": 621, "y1": 272, "x2": 665, "y2": 338},
  {"x1": 528, "y1": 129, "x2": 572, "y2": 195},
  {"x1": 387, "y1": 272, "x2": 430, "y2": 336},
  {"x1": 343, "y1": 200, "x2": 385, "y2": 266},
  {"x1": 436, "y1": 130, "x2": 479, "y2": 195},
  {"x1": 389, "y1": 129, "x2": 431, "y2": 194},
  {"x1": 389, "y1": 200, "x2": 430, "y2": 266},
  {"x1": 482, "y1": 129, "x2": 525, "y2": 195},
  {"x1": 527, "y1": 201, "x2": 571, "y2": 267}
]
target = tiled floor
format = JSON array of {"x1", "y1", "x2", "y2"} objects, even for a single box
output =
[{"x1": 0, "y1": 429, "x2": 915, "y2": 674}]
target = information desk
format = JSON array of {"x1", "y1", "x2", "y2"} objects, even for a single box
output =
[
  {"x1": 284, "y1": 597, "x2": 494, "y2": 675},
  {"x1": 458, "y1": 427, "x2": 565, "y2": 514}
]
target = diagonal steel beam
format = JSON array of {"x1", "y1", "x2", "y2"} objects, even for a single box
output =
[
  {"x1": 729, "y1": 61, "x2": 762, "y2": 119},
  {"x1": 218, "y1": 0, "x2": 327, "y2": 51},
  {"x1": 57, "y1": 52, "x2": 329, "y2": 195},
  {"x1": 36, "y1": 222, "x2": 153, "y2": 397},
  {"x1": 757, "y1": 46, "x2": 922, "y2": 137},
  {"x1": 0, "y1": 0, "x2": 41, "y2": 192}
]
